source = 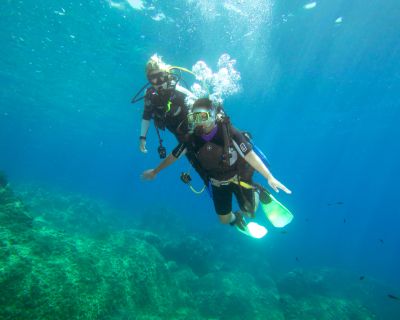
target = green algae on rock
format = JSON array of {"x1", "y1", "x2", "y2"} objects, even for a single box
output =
[
  {"x1": 0, "y1": 185, "x2": 186, "y2": 319},
  {"x1": 0, "y1": 171, "x2": 8, "y2": 188},
  {"x1": 0, "y1": 183, "x2": 381, "y2": 319}
]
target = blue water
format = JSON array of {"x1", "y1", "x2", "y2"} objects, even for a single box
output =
[{"x1": 1, "y1": 0, "x2": 400, "y2": 317}]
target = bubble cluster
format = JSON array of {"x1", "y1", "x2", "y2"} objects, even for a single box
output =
[{"x1": 189, "y1": 54, "x2": 241, "y2": 105}]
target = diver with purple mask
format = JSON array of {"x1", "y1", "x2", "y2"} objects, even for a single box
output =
[{"x1": 142, "y1": 98, "x2": 292, "y2": 237}]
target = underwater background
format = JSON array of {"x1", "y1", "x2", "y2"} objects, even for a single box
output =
[{"x1": 1, "y1": 0, "x2": 400, "y2": 319}]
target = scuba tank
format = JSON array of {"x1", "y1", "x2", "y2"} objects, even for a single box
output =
[{"x1": 242, "y1": 132, "x2": 271, "y2": 168}]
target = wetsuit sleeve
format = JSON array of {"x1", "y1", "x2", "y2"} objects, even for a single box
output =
[
  {"x1": 142, "y1": 93, "x2": 154, "y2": 120},
  {"x1": 172, "y1": 143, "x2": 187, "y2": 158},
  {"x1": 230, "y1": 126, "x2": 253, "y2": 156}
]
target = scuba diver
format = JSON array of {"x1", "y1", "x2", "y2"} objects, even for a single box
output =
[
  {"x1": 133, "y1": 54, "x2": 194, "y2": 158},
  {"x1": 141, "y1": 97, "x2": 292, "y2": 236}
]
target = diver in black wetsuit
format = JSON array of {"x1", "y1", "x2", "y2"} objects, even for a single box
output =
[
  {"x1": 141, "y1": 98, "x2": 292, "y2": 233},
  {"x1": 138, "y1": 54, "x2": 194, "y2": 158}
]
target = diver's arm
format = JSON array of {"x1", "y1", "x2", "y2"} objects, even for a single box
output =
[
  {"x1": 139, "y1": 119, "x2": 150, "y2": 153},
  {"x1": 141, "y1": 153, "x2": 179, "y2": 180},
  {"x1": 154, "y1": 153, "x2": 179, "y2": 174},
  {"x1": 140, "y1": 119, "x2": 150, "y2": 137},
  {"x1": 140, "y1": 91, "x2": 154, "y2": 153},
  {"x1": 244, "y1": 151, "x2": 292, "y2": 194},
  {"x1": 141, "y1": 144, "x2": 187, "y2": 180}
]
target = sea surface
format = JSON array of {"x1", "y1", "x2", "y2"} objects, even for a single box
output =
[{"x1": 1, "y1": 1, "x2": 400, "y2": 319}]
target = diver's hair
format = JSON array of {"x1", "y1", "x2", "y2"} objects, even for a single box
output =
[
  {"x1": 145, "y1": 54, "x2": 170, "y2": 75},
  {"x1": 192, "y1": 97, "x2": 213, "y2": 110}
]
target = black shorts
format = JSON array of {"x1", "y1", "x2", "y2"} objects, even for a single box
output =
[{"x1": 211, "y1": 183, "x2": 256, "y2": 215}]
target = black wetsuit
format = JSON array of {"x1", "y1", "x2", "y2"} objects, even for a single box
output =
[
  {"x1": 173, "y1": 122, "x2": 256, "y2": 215},
  {"x1": 142, "y1": 86, "x2": 189, "y2": 142},
  {"x1": 142, "y1": 85, "x2": 210, "y2": 179}
]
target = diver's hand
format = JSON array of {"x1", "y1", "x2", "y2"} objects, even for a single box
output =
[
  {"x1": 141, "y1": 169, "x2": 156, "y2": 181},
  {"x1": 268, "y1": 176, "x2": 292, "y2": 194},
  {"x1": 139, "y1": 139, "x2": 148, "y2": 153}
]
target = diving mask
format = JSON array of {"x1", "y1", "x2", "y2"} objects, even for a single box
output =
[
  {"x1": 148, "y1": 71, "x2": 177, "y2": 92},
  {"x1": 187, "y1": 108, "x2": 216, "y2": 132},
  {"x1": 148, "y1": 71, "x2": 168, "y2": 85},
  {"x1": 188, "y1": 111, "x2": 212, "y2": 124}
]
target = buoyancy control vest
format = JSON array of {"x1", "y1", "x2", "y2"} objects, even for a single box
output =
[{"x1": 191, "y1": 119, "x2": 254, "y2": 182}]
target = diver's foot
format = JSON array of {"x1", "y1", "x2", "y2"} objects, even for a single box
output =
[
  {"x1": 232, "y1": 211, "x2": 248, "y2": 232},
  {"x1": 258, "y1": 187, "x2": 272, "y2": 204}
]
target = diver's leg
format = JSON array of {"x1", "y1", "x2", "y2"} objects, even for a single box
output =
[
  {"x1": 234, "y1": 185, "x2": 257, "y2": 218},
  {"x1": 211, "y1": 184, "x2": 233, "y2": 224},
  {"x1": 212, "y1": 184, "x2": 247, "y2": 231}
]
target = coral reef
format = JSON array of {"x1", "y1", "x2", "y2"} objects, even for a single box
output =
[
  {"x1": 161, "y1": 235, "x2": 214, "y2": 275},
  {"x1": 279, "y1": 294, "x2": 375, "y2": 320},
  {"x1": 0, "y1": 184, "x2": 184, "y2": 319},
  {"x1": 190, "y1": 271, "x2": 283, "y2": 320},
  {"x1": 15, "y1": 185, "x2": 124, "y2": 237},
  {"x1": 0, "y1": 171, "x2": 8, "y2": 188},
  {"x1": 0, "y1": 180, "x2": 32, "y2": 230},
  {"x1": 0, "y1": 178, "x2": 383, "y2": 319},
  {"x1": 277, "y1": 270, "x2": 376, "y2": 320}
]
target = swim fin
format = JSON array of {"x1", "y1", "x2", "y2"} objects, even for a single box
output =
[
  {"x1": 260, "y1": 189, "x2": 293, "y2": 228},
  {"x1": 235, "y1": 222, "x2": 268, "y2": 239},
  {"x1": 233, "y1": 211, "x2": 268, "y2": 238}
]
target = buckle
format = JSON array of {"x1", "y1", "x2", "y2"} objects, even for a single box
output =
[{"x1": 210, "y1": 176, "x2": 237, "y2": 187}]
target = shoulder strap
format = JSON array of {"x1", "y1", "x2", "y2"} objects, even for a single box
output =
[{"x1": 220, "y1": 117, "x2": 233, "y2": 168}]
